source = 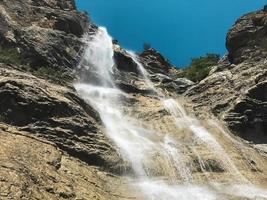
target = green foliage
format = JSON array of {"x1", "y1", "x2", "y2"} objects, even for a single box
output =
[
  {"x1": 32, "y1": 66, "x2": 72, "y2": 84},
  {"x1": 0, "y1": 46, "x2": 24, "y2": 65},
  {"x1": 179, "y1": 54, "x2": 220, "y2": 82},
  {"x1": 0, "y1": 112, "x2": 7, "y2": 123},
  {"x1": 0, "y1": 45, "x2": 72, "y2": 85}
]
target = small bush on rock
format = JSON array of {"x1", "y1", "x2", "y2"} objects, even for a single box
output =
[
  {"x1": 32, "y1": 66, "x2": 73, "y2": 84},
  {"x1": 0, "y1": 46, "x2": 24, "y2": 65},
  {"x1": 179, "y1": 54, "x2": 220, "y2": 82}
]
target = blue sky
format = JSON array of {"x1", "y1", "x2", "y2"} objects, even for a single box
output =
[{"x1": 76, "y1": 0, "x2": 266, "y2": 66}]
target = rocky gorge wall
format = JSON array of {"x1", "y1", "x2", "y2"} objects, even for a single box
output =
[
  {"x1": 0, "y1": 1, "x2": 133, "y2": 199},
  {"x1": 185, "y1": 8, "x2": 267, "y2": 144},
  {"x1": 0, "y1": 0, "x2": 266, "y2": 199}
]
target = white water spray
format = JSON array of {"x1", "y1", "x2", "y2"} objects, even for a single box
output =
[
  {"x1": 80, "y1": 28, "x2": 115, "y2": 86},
  {"x1": 127, "y1": 50, "x2": 267, "y2": 198},
  {"x1": 75, "y1": 28, "x2": 195, "y2": 196},
  {"x1": 131, "y1": 52, "x2": 248, "y2": 180},
  {"x1": 75, "y1": 27, "x2": 267, "y2": 199}
]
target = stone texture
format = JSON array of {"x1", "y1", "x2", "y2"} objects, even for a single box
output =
[
  {"x1": 0, "y1": 0, "x2": 96, "y2": 69},
  {"x1": 0, "y1": 0, "x2": 267, "y2": 199},
  {"x1": 113, "y1": 46, "x2": 188, "y2": 94},
  {"x1": 0, "y1": 66, "x2": 124, "y2": 173},
  {"x1": 185, "y1": 7, "x2": 267, "y2": 143},
  {"x1": 139, "y1": 48, "x2": 174, "y2": 75},
  {"x1": 114, "y1": 46, "x2": 139, "y2": 74},
  {"x1": 226, "y1": 9, "x2": 267, "y2": 64},
  {"x1": 224, "y1": 81, "x2": 267, "y2": 143},
  {"x1": 0, "y1": 125, "x2": 137, "y2": 200}
]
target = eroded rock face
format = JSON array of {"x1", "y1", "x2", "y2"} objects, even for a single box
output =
[
  {"x1": 226, "y1": 8, "x2": 267, "y2": 64},
  {"x1": 0, "y1": 0, "x2": 267, "y2": 199},
  {"x1": 0, "y1": 66, "x2": 124, "y2": 172},
  {"x1": 139, "y1": 48, "x2": 177, "y2": 76},
  {"x1": 114, "y1": 46, "x2": 139, "y2": 74},
  {"x1": 0, "y1": 0, "x2": 96, "y2": 69},
  {"x1": 0, "y1": 1, "x2": 136, "y2": 196},
  {"x1": 224, "y1": 81, "x2": 267, "y2": 143},
  {"x1": 113, "y1": 46, "x2": 188, "y2": 94},
  {"x1": 186, "y1": 6, "x2": 267, "y2": 143},
  {"x1": 0, "y1": 125, "x2": 136, "y2": 200},
  {"x1": 31, "y1": 0, "x2": 76, "y2": 10}
]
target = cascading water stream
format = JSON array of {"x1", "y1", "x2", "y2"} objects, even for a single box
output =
[
  {"x1": 75, "y1": 27, "x2": 153, "y2": 179},
  {"x1": 74, "y1": 27, "x2": 267, "y2": 199},
  {"x1": 164, "y1": 99, "x2": 247, "y2": 180},
  {"x1": 128, "y1": 51, "x2": 163, "y2": 97},
  {"x1": 128, "y1": 48, "x2": 267, "y2": 198},
  {"x1": 130, "y1": 52, "x2": 248, "y2": 181},
  {"x1": 75, "y1": 27, "x2": 193, "y2": 193}
]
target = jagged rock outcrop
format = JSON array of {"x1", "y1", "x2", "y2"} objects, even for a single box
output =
[
  {"x1": 0, "y1": 66, "x2": 124, "y2": 172},
  {"x1": 1, "y1": 0, "x2": 267, "y2": 199},
  {"x1": 0, "y1": 2, "x2": 139, "y2": 198},
  {"x1": 0, "y1": 0, "x2": 96, "y2": 69},
  {"x1": 185, "y1": 6, "x2": 267, "y2": 143},
  {"x1": 139, "y1": 48, "x2": 192, "y2": 93},
  {"x1": 226, "y1": 8, "x2": 267, "y2": 64},
  {"x1": 114, "y1": 46, "x2": 139, "y2": 74},
  {"x1": 0, "y1": 124, "x2": 135, "y2": 200},
  {"x1": 139, "y1": 48, "x2": 173, "y2": 75},
  {"x1": 113, "y1": 46, "x2": 190, "y2": 94}
]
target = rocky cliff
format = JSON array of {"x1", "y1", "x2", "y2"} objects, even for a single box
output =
[
  {"x1": 0, "y1": 0, "x2": 267, "y2": 199},
  {"x1": 0, "y1": 0, "x2": 96, "y2": 70},
  {"x1": 185, "y1": 8, "x2": 267, "y2": 144},
  {"x1": 0, "y1": 1, "x2": 132, "y2": 199}
]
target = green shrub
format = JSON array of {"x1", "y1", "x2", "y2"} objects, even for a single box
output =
[
  {"x1": 0, "y1": 114, "x2": 6, "y2": 122},
  {"x1": 179, "y1": 54, "x2": 220, "y2": 82},
  {"x1": 0, "y1": 46, "x2": 24, "y2": 65},
  {"x1": 32, "y1": 66, "x2": 72, "y2": 84},
  {"x1": 0, "y1": 46, "x2": 72, "y2": 85}
]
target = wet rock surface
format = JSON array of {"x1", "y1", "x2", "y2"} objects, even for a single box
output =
[
  {"x1": 113, "y1": 46, "x2": 188, "y2": 95},
  {"x1": 0, "y1": 0, "x2": 267, "y2": 199},
  {"x1": 0, "y1": 67, "x2": 124, "y2": 173}
]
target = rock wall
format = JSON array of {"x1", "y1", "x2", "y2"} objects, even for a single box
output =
[
  {"x1": 0, "y1": 0, "x2": 96, "y2": 69},
  {"x1": 0, "y1": 66, "x2": 124, "y2": 172},
  {"x1": 185, "y1": 6, "x2": 267, "y2": 143},
  {"x1": 0, "y1": 1, "x2": 134, "y2": 199},
  {"x1": 0, "y1": 0, "x2": 267, "y2": 199}
]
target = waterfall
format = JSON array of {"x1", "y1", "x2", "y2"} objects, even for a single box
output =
[
  {"x1": 75, "y1": 27, "x2": 267, "y2": 200},
  {"x1": 130, "y1": 53, "x2": 247, "y2": 180}
]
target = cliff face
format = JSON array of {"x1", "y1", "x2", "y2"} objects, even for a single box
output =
[
  {"x1": 0, "y1": 0, "x2": 96, "y2": 69},
  {"x1": 0, "y1": 0, "x2": 130, "y2": 170},
  {"x1": 0, "y1": 1, "x2": 134, "y2": 199},
  {"x1": 0, "y1": 125, "x2": 134, "y2": 200},
  {"x1": 185, "y1": 8, "x2": 267, "y2": 144},
  {"x1": 0, "y1": 1, "x2": 267, "y2": 199}
]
